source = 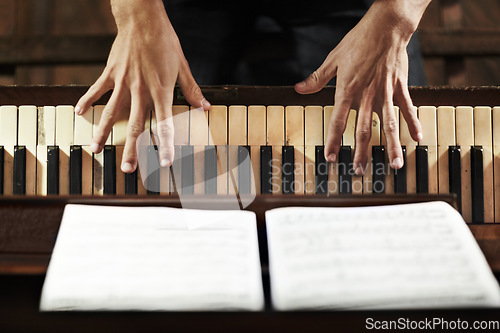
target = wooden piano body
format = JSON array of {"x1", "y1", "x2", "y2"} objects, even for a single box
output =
[{"x1": 1, "y1": 86, "x2": 500, "y2": 332}]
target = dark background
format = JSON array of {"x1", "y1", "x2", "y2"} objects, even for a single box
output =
[{"x1": 0, "y1": 0, "x2": 498, "y2": 86}]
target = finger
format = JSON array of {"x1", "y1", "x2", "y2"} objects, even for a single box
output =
[
  {"x1": 178, "y1": 60, "x2": 211, "y2": 111},
  {"x1": 121, "y1": 94, "x2": 147, "y2": 173},
  {"x1": 352, "y1": 105, "x2": 373, "y2": 176},
  {"x1": 91, "y1": 87, "x2": 125, "y2": 153},
  {"x1": 294, "y1": 55, "x2": 337, "y2": 95},
  {"x1": 395, "y1": 81, "x2": 422, "y2": 142},
  {"x1": 381, "y1": 99, "x2": 404, "y2": 169},
  {"x1": 324, "y1": 98, "x2": 351, "y2": 164},
  {"x1": 75, "y1": 72, "x2": 112, "y2": 115},
  {"x1": 151, "y1": 91, "x2": 175, "y2": 167}
]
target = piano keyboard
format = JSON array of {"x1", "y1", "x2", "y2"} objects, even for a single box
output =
[
  {"x1": 0, "y1": 105, "x2": 500, "y2": 222},
  {"x1": 1, "y1": 86, "x2": 500, "y2": 224}
]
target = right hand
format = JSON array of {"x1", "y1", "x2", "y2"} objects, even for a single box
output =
[
  {"x1": 75, "y1": 0, "x2": 210, "y2": 173},
  {"x1": 295, "y1": 0, "x2": 428, "y2": 175}
]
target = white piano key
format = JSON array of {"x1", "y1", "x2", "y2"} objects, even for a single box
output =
[
  {"x1": 74, "y1": 106, "x2": 93, "y2": 146},
  {"x1": 363, "y1": 113, "x2": 381, "y2": 194},
  {"x1": 323, "y1": 106, "x2": 338, "y2": 195},
  {"x1": 288, "y1": 105, "x2": 305, "y2": 195},
  {"x1": 400, "y1": 110, "x2": 417, "y2": 194},
  {"x1": 456, "y1": 106, "x2": 474, "y2": 223},
  {"x1": 0, "y1": 105, "x2": 17, "y2": 195},
  {"x1": 18, "y1": 105, "x2": 37, "y2": 195},
  {"x1": 228, "y1": 105, "x2": 247, "y2": 195},
  {"x1": 381, "y1": 106, "x2": 399, "y2": 194},
  {"x1": 56, "y1": 106, "x2": 74, "y2": 195},
  {"x1": 437, "y1": 106, "x2": 456, "y2": 194},
  {"x1": 343, "y1": 110, "x2": 362, "y2": 194},
  {"x1": 248, "y1": 105, "x2": 266, "y2": 195},
  {"x1": 208, "y1": 106, "x2": 228, "y2": 195},
  {"x1": 304, "y1": 106, "x2": 321, "y2": 195},
  {"x1": 37, "y1": 106, "x2": 56, "y2": 195},
  {"x1": 267, "y1": 106, "x2": 284, "y2": 194},
  {"x1": 38, "y1": 106, "x2": 55, "y2": 146},
  {"x1": 493, "y1": 106, "x2": 500, "y2": 223},
  {"x1": 93, "y1": 105, "x2": 112, "y2": 145},
  {"x1": 418, "y1": 106, "x2": 438, "y2": 194},
  {"x1": 190, "y1": 106, "x2": 209, "y2": 195},
  {"x1": 474, "y1": 106, "x2": 493, "y2": 223}
]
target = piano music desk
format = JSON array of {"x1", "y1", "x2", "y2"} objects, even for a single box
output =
[{"x1": 0, "y1": 195, "x2": 499, "y2": 333}]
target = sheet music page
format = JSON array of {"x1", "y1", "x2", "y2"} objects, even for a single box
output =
[
  {"x1": 40, "y1": 205, "x2": 264, "y2": 311},
  {"x1": 266, "y1": 201, "x2": 500, "y2": 310}
]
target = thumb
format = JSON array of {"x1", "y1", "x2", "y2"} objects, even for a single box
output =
[{"x1": 294, "y1": 61, "x2": 337, "y2": 95}]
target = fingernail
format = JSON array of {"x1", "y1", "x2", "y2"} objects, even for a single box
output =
[
  {"x1": 326, "y1": 153, "x2": 336, "y2": 163},
  {"x1": 74, "y1": 105, "x2": 81, "y2": 115},
  {"x1": 295, "y1": 81, "x2": 306, "y2": 88},
  {"x1": 392, "y1": 157, "x2": 403, "y2": 169},
  {"x1": 354, "y1": 163, "x2": 366, "y2": 176},
  {"x1": 161, "y1": 159, "x2": 171, "y2": 167},
  {"x1": 201, "y1": 98, "x2": 211, "y2": 110},
  {"x1": 122, "y1": 162, "x2": 134, "y2": 173},
  {"x1": 417, "y1": 132, "x2": 423, "y2": 141},
  {"x1": 91, "y1": 142, "x2": 100, "y2": 153}
]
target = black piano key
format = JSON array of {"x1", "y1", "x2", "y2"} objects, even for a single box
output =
[
  {"x1": 282, "y1": 146, "x2": 294, "y2": 194},
  {"x1": 0, "y1": 146, "x2": 4, "y2": 195},
  {"x1": 394, "y1": 146, "x2": 407, "y2": 194},
  {"x1": 416, "y1": 145, "x2": 429, "y2": 194},
  {"x1": 372, "y1": 145, "x2": 385, "y2": 194},
  {"x1": 338, "y1": 146, "x2": 352, "y2": 195},
  {"x1": 315, "y1": 146, "x2": 328, "y2": 194},
  {"x1": 471, "y1": 146, "x2": 484, "y2": 223},
  {"x1": 204, "y1": 145, "x2": 217, "y2": 194},
  {"x1": 238, "y1": 145, "x2": 251, "y2": 195},
  {"x1": 147, "y1": 145, "x2": 160, "y2": 195},
  {"x1": 103, "y1": 145, "x2": 116, "y2": 195},
  {"x1": 69, "y1": 145, "x2": 82, "y2": 195},
  {"x1": 448, "y1": 146, "x2": 461, "y2": 210},
  {"x1": 181, "y1": 145, "x2": 194, "y2": 194},
  {"x1": 13, "y1": 146, "x2": 26, "y2": 195},
  {"x1": 47, "y1": 146, "x2": 59, "y2": 195},
  {"x1": 125, "y1": 170, "x2": 138, "y2": 195},
  {"x1": 260, "y1": 146, "x2": 273, "y2": 194}
]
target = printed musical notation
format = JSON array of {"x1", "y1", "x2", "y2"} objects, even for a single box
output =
[
  {"x1": 40, "y1": 205, "x2": 264, "y2": 311},
  {"x1": 266, "y1": 202, "x2": 500, "y2": 310}
]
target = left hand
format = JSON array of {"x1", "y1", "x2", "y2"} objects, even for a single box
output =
[{"x1": 75, "y1": 0, "x2": 209, "y2": 173}]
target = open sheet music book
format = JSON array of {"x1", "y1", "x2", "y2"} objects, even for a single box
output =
[
  {"x1": 41, "y1": 201, "x2": 500, "y2": 311},
  {"x1": 266, "y1": 201, "x2": 500, "y2": 310},
  {"x1": 40, "y1": 205, "x2": 264, "y2": 311}
]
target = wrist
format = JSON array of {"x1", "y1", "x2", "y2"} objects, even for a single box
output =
[
  {"x1": 110, "y1": 0, "x2": 168, "y2": 33},
  {"x1": 369, "y1": 0, "x2": 431, "y2": 41}
]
